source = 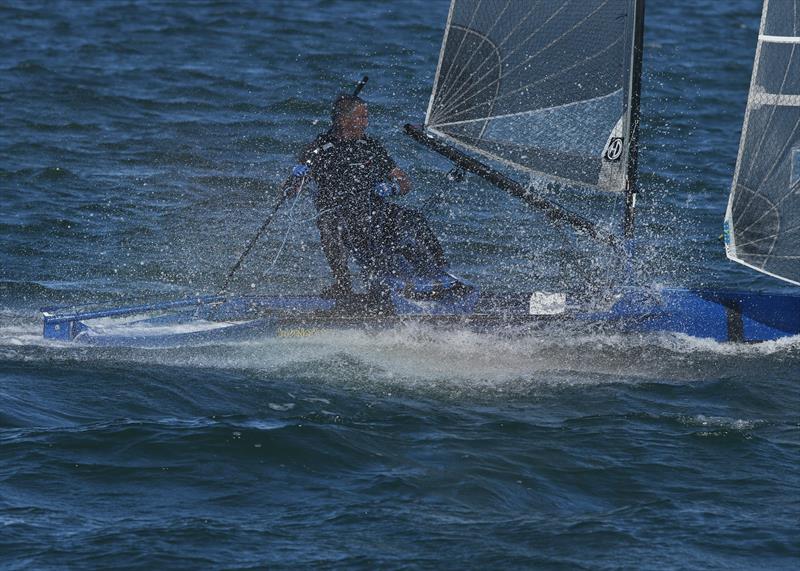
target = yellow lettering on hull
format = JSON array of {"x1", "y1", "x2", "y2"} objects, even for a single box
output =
[{"x1": 276, "y1": 327, "x2": 320, "y2": 338}]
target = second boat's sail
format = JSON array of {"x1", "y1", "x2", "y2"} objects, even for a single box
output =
[
  {"x1": 425, "y1": 0, "x2": 642, "y2": 193},
  {"x1": 726, "y1": 0, "x2": 800, "y2": 286}
]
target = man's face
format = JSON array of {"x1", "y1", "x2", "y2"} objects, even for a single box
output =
[{"x1": 339, "y1": 103, "x2": 368, "y2": 137}]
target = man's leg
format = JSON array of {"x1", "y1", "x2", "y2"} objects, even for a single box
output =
[
  {"x1": 316, "y1": 210, "x2": 352, "y2": 297},
  {"x1": 346, "y1": 214, "x2": 387, "y2": 289},
  {"x1": 338, "y1": 212, "x2": 396, "y2": 310},
  {"x1": 388, "y1": 204, "x2": 447, "y2": 273}
]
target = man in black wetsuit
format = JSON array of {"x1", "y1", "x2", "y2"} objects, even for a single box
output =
[{"x1": 285, "y1": 94, "x2": 446, "y2": 300}]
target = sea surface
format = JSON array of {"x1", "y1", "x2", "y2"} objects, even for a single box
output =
[{"x1": 1, "y1": 1, "x2": 799, "y2": 569}]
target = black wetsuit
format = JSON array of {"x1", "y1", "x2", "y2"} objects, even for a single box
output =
[{"x1": 300, "y1": 131, "x2": 446, "y2": 291}]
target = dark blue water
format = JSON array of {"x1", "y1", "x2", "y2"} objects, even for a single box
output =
[{"x1": 2, "y1": 1, "x2": 799, "y2": 569}]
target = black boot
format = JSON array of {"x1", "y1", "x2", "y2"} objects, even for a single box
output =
[{"x1": 320, "y1": 278, "x2": 353, "y2": 300}]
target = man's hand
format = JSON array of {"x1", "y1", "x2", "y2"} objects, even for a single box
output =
[
  {"x1": 281, "y1": 164, "x2": 310, "y2": 198},
  {"x1": 292, "y1": 164, "x2": 310, "y2": 177}
]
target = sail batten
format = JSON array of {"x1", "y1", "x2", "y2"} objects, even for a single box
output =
[
  {"x1": 423, "y1": 0, "x2": 642, "y2": 194},
  {"x1": 726, "y1": 0, "x2": 800, "y2": 286},
  {"x1": 760, "y1": 34, "x2": 800, "y2": 43}
]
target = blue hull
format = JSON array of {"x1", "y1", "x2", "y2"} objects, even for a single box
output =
[
  {"x1": 41, "y1": 287, "x2": 800, "y2": 346},
  {"x1": 599, "y1": 288, "x2": 800, "y2": 342}
]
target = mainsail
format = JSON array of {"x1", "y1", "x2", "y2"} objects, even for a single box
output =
[
  {"x1": 424, "y1": 0, "x2": 644, "y2": 195},
  {"x1": 725, "y1": 0, "x2": 800, "y2": 286}
]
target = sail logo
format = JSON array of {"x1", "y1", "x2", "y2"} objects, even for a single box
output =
[{"x1": 604, "y1": 138, "x2": 624, "y2": 161}]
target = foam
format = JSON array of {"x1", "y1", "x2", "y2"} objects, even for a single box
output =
[{"x1": 678, "y1": 414, "x2": 765, "y2": 431}]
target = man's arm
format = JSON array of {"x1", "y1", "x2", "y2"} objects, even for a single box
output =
[{"x1": 389, "y1": 167, "x2": 411, "y2": 195}]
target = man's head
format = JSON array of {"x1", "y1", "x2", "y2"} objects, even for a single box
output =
[{"x1": 331, "y1": 94, "x2": 368, "y2": 139}]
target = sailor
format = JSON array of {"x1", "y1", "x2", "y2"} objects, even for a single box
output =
[{"x1": 284, "y1": 93, "x2": 446, "y2": 300}]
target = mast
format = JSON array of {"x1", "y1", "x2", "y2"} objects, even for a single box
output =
[{"x1": 623, "y1": 0, "x2": 646, "y2": 239}]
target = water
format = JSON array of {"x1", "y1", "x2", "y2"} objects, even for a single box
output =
[{"x1": 1, "y1": 1, "x2": 799, "y2": 569}]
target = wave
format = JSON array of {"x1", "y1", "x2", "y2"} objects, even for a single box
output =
[
  {"x1": 8, "y1": 60, "x2": 53, "y2": 74},
  {"x1": 677, "y1": 414, "x2": 766, "y2": 432},
  {"x1": 22, "y1": 120, "x2": 102, "y2": 133}
]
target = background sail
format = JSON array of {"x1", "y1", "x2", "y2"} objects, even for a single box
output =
[
  {"x1": 726, "y1": 0, "x2": 800, "y2": 285},
  {"x1": 424, "y1": 0, "x2": 640, "y2": 193}
]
